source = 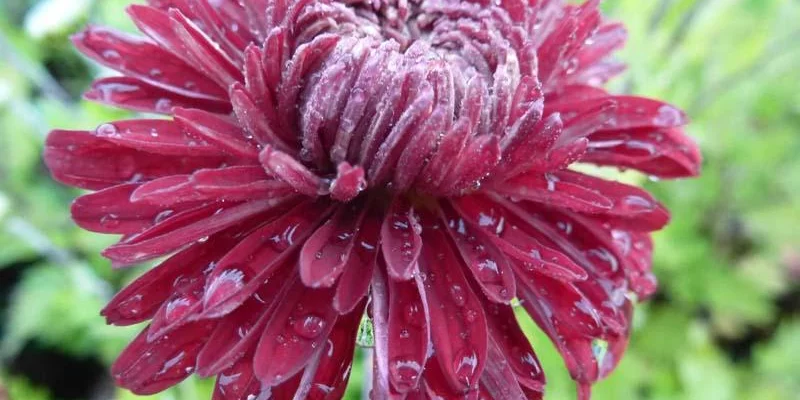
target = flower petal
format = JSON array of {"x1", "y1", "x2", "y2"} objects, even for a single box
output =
[
  {"x1": 502, "y1": 170, "x2": 670, "y2": 230},
  {"x1": 168, "y1": 8, "x2": 243, "y2": 88},
  {"x1": 253, "y1": 281, "x2": 338, "y2": 386},
  {"x1": 45, "y1": 129, "x2": 228, "y2": 190},
  {"x1": 72, "y1": 184, "x2": 188, "y2": 234},
  {"x1": 174, "y1": 107, "x2": 260, "y2": 159},
  {"x1": 101, "y1": 233, "x2": 235, "y2": 325},
  {"x1": 90, "y1": 119, "x2": 227, "y2": 157},
  {"x1": 333, "y1": 212, "x2": 380, "y2": 314},
  {"x1": 439, "y1": 202, "x2": 517, "y2": 304},
  {"x1": 300, "y1": 201, "x2": 367, "y2": 288},
  {"x1": 480, "y1": 301, "x2": 545, "y2": 393},
  {"x1": 196, "y1": 270, "x2": 295, "y2": 376},
  {"x1": 381, "y1": 197, "x2": 423, "y2": 281},
  {"x1": 479, "y1": 337, "x2": 529, "y2": 400},
  {"x1": 299, "y1": 303, "x2": 364, "y2": 399},
  {"x1": 84, "y1": 76, "x2": 231, "y2": 114},
  {"x1": 453, "y1": 195, "x2": 588, "y2": 282},
  {"x1": 419, "y1": 219, "x2": 488, "y2": 393},
  {"x1": 72, "y1": 25, "x2": 226, "y2": 101},
  {"x1": 387, "y1": 277, "x2": 430, "y2": 393},
  {"x1": 230, "y1": 82, "x2": 293, "y2": 150},
  {"x1": 210, "y1": 351, "x2": 266, "y2": 400},
  {"x1": 259, "y1": 145, "x2": 326, "y2": 196},
  {"x1": 584, "y1": 127, "x2": 702, "y2": 178},
  {"x1": 200, "y1": 200, "x2": 333, "y2": 317},
  {"x1": 112, "y1": 321, "x2": 215, "y2": 395},
  {"x1": 103, "y1": 199, "x2": 283, "y2": 265}
]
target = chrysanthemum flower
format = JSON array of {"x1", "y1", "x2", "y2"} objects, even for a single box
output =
[{"x1": 45, "y1": 0, "x2": 701, "y2": 398}]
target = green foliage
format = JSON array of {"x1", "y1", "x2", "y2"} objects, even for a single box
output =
[{"x1": 1, "y1": 0, "x2": 799, "y2": 399}]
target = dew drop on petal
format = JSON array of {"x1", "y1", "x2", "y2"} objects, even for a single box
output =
[
  {"x1": 653, "y1": 104, "x2": 683, "y2": 126},
  {"x1": 545, "y1": 173, "x2": 559, "y2": 192},
  {"x1": 292, "y1": 314, "x2": 327, "y2": 339},
  {"x1": 102, "y1": 49, "x2": 121, "y2": 60},
  {"x1": 204, "y1": 269, "x2": 245, "y2": 308},
  {"x1": 452, "y1": 349, "x2": 479, "y2": 386},
  {"x1": 155, "y1": 98, "x2": 173, "y2": 113},
  {"x1": 449, "y1": 284, "x2": 466, "y2": 307},
  {"x1": 154, "y1": 209, "x2": 174, "y2": 224},
  {"x1": 622, "y1": 195, "x2": 654, "y2": 211},
  {"x1": 117, "y1": 294, "x2": 143, "y2": 318},
  {"x1": 96, "y1": 123, "x2": 118, "y2": 137},
  {"x1": 164, "y1": 297, "x2": 193, "y2": 323},
  {"x1": 389, "y1": 358, "x2": 422, "y2": 390},
  {"x1": 403, "y1": 302, "x2": 425, "y2": 327}
]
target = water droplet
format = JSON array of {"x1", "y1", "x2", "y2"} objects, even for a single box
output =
[
  {"x1": 464, "y1": 308, "x2": 478, "y2": 323},
  {"x1": 545, "y1": 173, "x2": 559, "y2": 192},
  {"x1": 149, "y1": 68, "x2": 163, "y2": 79},
  {"x1": 164, "y1": 297, "x2": 193, "y2": 322},
  {"x1": 128, "y1": 173, "x2": 144, "y2": 183},
  {"x1": 154, "y1": 209, "x2": 174, "y2": 224},
  {"x1": 116, "y1": 294, "x2": 143, "y2": 318},
  {"x1": 622, "y1": 195, "x2": 654, "y2": 211},
  {"x1": 100, "y1": 213, "x2": 120, "y2": 228},
  {"x1": 611, "y1": 230, "x2": 632, "y2": 255},
  {"x1": 403, "y1": 302, "x2": 425, "y2": 327},
  {"x1": 158, "y1": 351, "x2": 185, "y2": 375},
  {"x1": 450, "y1": 285, "x2": 466, "y2": 307},
  {"x1": 155, "y1": 98, "x2": 173, "y2": 113},
  {"x1": 520, "y1": 351, "x2": 541, "y2": 374},
  {"x1": 102, "y1": 50, "x2": 121, "y2": 60},
  {"x1": 477, "y1": 213, "x2": 496, "y2": 228},
  {"x1": 389, "y1": 359, "x2": 422, "y2": 390},
  {"x1": 653, "y1": 105, "x2": 683, "y2": 126},
  {"x1": 292, "y1": 314, "x2": 327, "y2": 339},
  {"x1": 399, "y1": 329, "x2": 410, "y2": 339},
  {"x1": 96, "y1": 123, "x2": 118, "y2": 137},
  {"x1": 626, "y1": 140, "x2": 656, "y2": 155},
  {"x1": 218, "y1": 371, "x2": 242, "y2": 386},
  {"x1": 563, "y1": 57, "x2": 579, "y2": 74},
  {"x1": 204, "y1": 269, "x2": 245, "y2": 308},
  {"x1": 452, "y1": 349, "x2": 479, "y2": 386},
  {"x1": 557, "y1": 221, "x2": 573, "y2": 235},
  {"x1": 587, "y1": 248, "x2": 619, "y2": 272}
]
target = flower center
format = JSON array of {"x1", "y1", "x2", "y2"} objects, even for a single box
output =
[{"x1": 279, "y1": 0, "x2": 513, "y2": 200}]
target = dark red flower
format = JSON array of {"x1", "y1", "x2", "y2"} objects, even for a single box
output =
[{"x1": 45, "y1": 0, "x2": 701, "y2": 398}]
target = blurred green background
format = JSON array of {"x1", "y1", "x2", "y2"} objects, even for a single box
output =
[{"x1": 1, "y1": 0, "x2": 799, "y2": 399}]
